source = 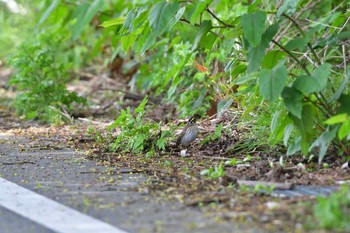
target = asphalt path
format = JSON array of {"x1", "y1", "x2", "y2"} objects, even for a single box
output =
[{"x1": 0, "y1": 133, "x2": 265, "y2": 233}]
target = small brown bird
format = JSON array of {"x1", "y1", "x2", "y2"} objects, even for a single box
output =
[{"x1": 176, "y1": 114, "x2": 200, "y2": 148}]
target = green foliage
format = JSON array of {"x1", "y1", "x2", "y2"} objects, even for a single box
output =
[
  {"x1": 101, "y1": 0, "x2": 350, "y2": 161},
  {"x1": 200, "y1": 162, "x2": 225, "y2": 179},
  {"x1": 313, "y1": 185, "x2": 350, "y2": 231},
  {"x1": 200, "y1": 123, "x2": 223, "y2": 145},
  {"x1": 8, "y1": 31, "x2": 85, "y2": 124},
  {"x1": 107, "y1": 97, "x2": 170, "y2": 154}
]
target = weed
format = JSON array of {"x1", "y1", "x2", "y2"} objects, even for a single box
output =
[
  {"x1": 200, "y1": 162, "x2": 225, "y2": 179},
  {"x1": 200, "y1": 123, "x2": 223, "y2": 146},
  {"x1": 9, "y1": 31, "x2": 85, "y2": 124},
  {"x1": 312, "y1": 185, "x2": 350, "y2": 231},
  {"x1": 107, "y1": 97, "x2": 171, "y2": 154}
]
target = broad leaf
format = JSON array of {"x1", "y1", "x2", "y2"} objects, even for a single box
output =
[
  {"x1": 192, "y1": 20, "x2": 212, "y2": 51},
  {"x1": 241, "y1": 11, "x2": 266, "y2": 47},
  {"x1": 293, "y1": 75, "x2": 322, "y2": 94},
  {"x1": 337, "y1": 94, "x2": 350, "y2": 115},
  {"x1": 247, "y1": 44, "x2": 265, "y2": 73},
  {"x1": 259, "y1": 61, "x2": 288, "y2": 101},
  {"x1": 190, "y1": 0, "x2": 214, "y2": 24},
  {"x1": 287, "y1": 137, "x2": 301, "y2": 156},
  {"x1": 312, "y1": 63, "x2": 331, "y2": 91},
  {"x1": 324, "y1": 113, "x2": 347, "y2": 125},
  {"x1": 38, "y1": 0, "x2": 60, "y2": 26},
  {"x1": 72, "y1": 0, "x2": 103, "y2": 39},
  {"x1": 149, "y1": 2, "x2": 183, "y2": 36},
  {"x1": 338, "y1": 117, "x2": 350, "y2": 140},
  {"x1": 100, "y1": 17, "x2": 126, "y2": 28},
  {"x1": 310, "y1": 127, "x2": 338, "y2": 163},
  {"x1": 285, "y1": 38, "x2": 308, "y2": 51},
  {"x1": 282, "y1": 86, "x2": 303, "y2": 118},
  {"x1": 338, "y1": 119, "x2": 350, "y2": 140},
  {"x1": 261, "y1": 50, "x2": 286, "y2": 69}
]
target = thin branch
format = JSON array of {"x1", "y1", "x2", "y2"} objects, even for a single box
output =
[
  {"x1": 180, "y1": 18, "x2": 224, "y2": 39},
  {"x1": 205, "y1": 7, "x2": 234, "y2": 28},
  {"x1": 282, "y1": 13, "x2": 321, "y2": 65},
  {"x1": 272, "y1": 39, "x2": 311, "y2": 75}
]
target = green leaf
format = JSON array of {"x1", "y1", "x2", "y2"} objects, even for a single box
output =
[
  {"x1": 192, "y1": 20, "x2": 212, "y2": 51},
  {"x1": 246, "y1": 23, "x2": 279, "y2": 73},
  {"x1": 329, "y1": 68, "x2": 349, "y2": 103},
  {"x1": 339, "y1": 119, "x2": 350, "y2": 140},
  {"x1": 282, "y1": 86, "x2": 303, "y2": 118},
  {"x1": 241, "y1": 11, "x2": 266, "y2": 47},
  {"x1": 148, "y1": 2, "x2": 184, "y2": 36},
  {"x1": 247, "y1": 44, "x2": 265, "y2": 73},
  {"x1": 312, "y1": 63, "x2": 331, "y2": 90},
  {"x1": 293, "y1": 75, "x2": 322, "y2": 94},
  {"x1": 261, "y1": 50, "x2": 286, "y2": 69},
  {"x1": 291, "y1": 104, "x2": 314, "y2": 134},
  {"x1": 310, "y1": 127, "x2": 338, "y2": 163},
  {"x1": 71, "y1": 0, "x2": 103, "y2": 39},
  {"x1": 190, "y1": 0, "x2": 214, "y2": 24},
  {"x1": 324, "y1": 113, "x2": 348, "y2": 125},
  {"x1": 38, "y1": 0, "x2": 60, "y2": 26},
  {"x1": 287, "y1": 137, "x2": 301, "y2": 156},
  {"x1": 259, "y1": 61, "x2": 288, "y2": 101},
  {"x1": 261, "y1": 23, "x2": 279, "y2": 48},
  {"x1": 277, "y1": 0, "x2": 301, "y2": 17},
  {"x1": 100, "y1": 17, "x2": 126, "y2": 28},
  {"x1": 270, "y1": 110, "x2": 292, "y2": 144},
  {"x1": 283, "y1": 123, "x2": 294, "y2": 146},
  {"x1": 337, "y1": 94, "x2": 350, "y2": 115},
  {"x1": 134, "y1": 96, "x2": 148, "y2": 115},
  {"x1": 285, "y1": 38, "x2": 308, "y2": 51}
]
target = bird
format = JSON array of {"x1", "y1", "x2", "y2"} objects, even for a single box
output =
[{"x1": 176, "y1": 114, "x2": 200, "y2": 148}]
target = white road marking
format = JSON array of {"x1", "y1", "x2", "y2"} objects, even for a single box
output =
[{"x1": 0, "y1": 177, "x2": 129, "y2": 233}]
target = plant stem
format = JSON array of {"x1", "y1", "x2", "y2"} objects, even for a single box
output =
[{"x1": 282, "y1": 13, "x2": 321, "y2": 65}]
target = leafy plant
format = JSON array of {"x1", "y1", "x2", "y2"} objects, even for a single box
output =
[
  {"x1": 200, "y1": 162, "x2": 225, "y2": 179},
  {"x1": 101, "y1": 0, "x2": 350, "y2": 162},
  {"x1": 9, "y1": 31, "x2": 85, "y2": 124},
  {"x1": 107, "y1": 97, "x2": 171, "y2": 154},
  {"x1": 312, "y1": 185, "x2": 350, "y2": 231},
  {"x1": 200, "y1": 123, "x2": 223, "y2": 145}
]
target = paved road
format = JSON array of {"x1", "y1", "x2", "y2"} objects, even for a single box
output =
[{"x1": 0, "y1": 133, "x2": 265, "y2": 233}]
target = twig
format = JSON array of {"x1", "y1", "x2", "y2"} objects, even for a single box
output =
[
  {"x1": 237, "y1": 180, "x2": 294, "y2": 190},
  {"x1": 1, "y1": 161, "x2": 35, "y2": 165}
]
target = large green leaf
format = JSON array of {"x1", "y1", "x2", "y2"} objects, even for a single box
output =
[
  {"x1": 310, "y1": 127, "x2": 338, "y2": 163},
  {"x1": 71, "y1": 0, "x2": 103, "y2": 39},
  {"x1": 190, "y1": 0, "x2": 214, "y2": 24},
  {"x1": 312, "y1": 63, "x2": 331, "y2": 90},
  {"x1": 247, "y1": 44, "x2": 265, "y2": 73},
  {"x1": 282, "y1": 86, "x2": 303, "y2": 118},
  {"x1": 149, "y1": 2, "x2": 184, "y2": 36},
  {"x1": 38, "y1": 0, "x2": 60, "y2": 26},
  {"x1": 247, "y1": 23, "x2": 279, "y2": 73},
  {"x1": 240, "y1": 11, "x2": 266, "y2": 47},
  {"x1": 293, "y1": 75, "x2": 321, "y2": 94},
  {"x1": 285, "y1": 37, "x2": 308, "y2": 51},
  {"x1": 261, "y1": 50, "x2": 286, "y2": 69},
  {"x1": 259, "y1": 62, "x2": 288, "y2": 101},
  {"x1": 337, "y1": 94, "x2": 350, "y2": 115},
  {"x1": 192, "y1": 20, "x2": 212, "y2": 51}
]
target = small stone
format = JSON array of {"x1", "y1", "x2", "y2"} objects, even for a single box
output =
[
  {"x1": 180, "y1": 149, "x2": 187, "y2": 157},
  {"x1": 341, "y1": 161, "x2": 349, "y2": 170}
]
